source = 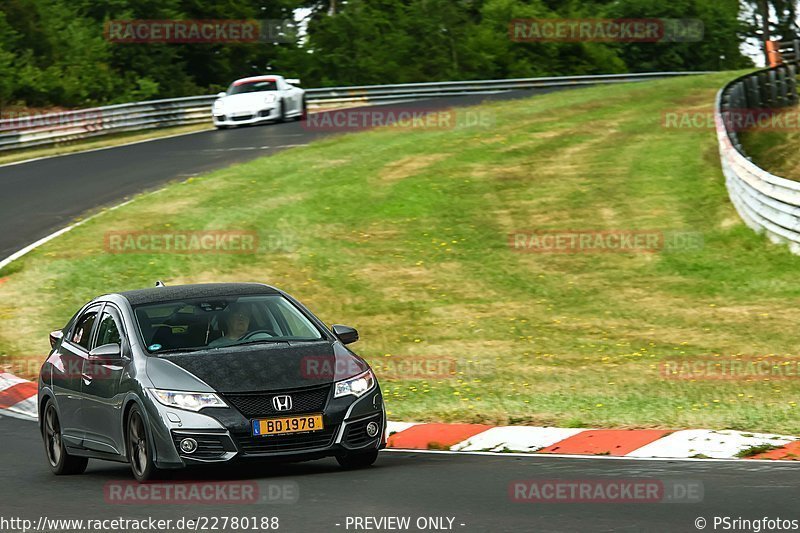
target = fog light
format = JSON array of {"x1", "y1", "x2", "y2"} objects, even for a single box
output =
[
  {"x1": 180, "y1": 438, "x2": 198, "y2": 454},
  {"x1": 366, "y1": 421, "x2": 380, "y2": 438}
]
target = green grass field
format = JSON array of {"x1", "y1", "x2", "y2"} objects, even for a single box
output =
[{"x1": 3, "y1": 71, "x2": 800, "y2": 433}]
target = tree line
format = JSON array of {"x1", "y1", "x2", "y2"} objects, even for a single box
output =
[{"x1": 0, "y1": 0, "x2": 781, "y2": 109}]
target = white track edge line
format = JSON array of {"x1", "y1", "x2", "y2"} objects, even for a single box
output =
[
  {"x1": 0, "y1": 104, "x2": 399, "y2": 270},
  {"x1": 0, "y1": 101, "x2": 384, "y2": 170},
  {"x1": 0, "y1": 128, "x2": 215, "y2": 169},
  {"x1": 0, "y1": 197, "x2": 138, "y2": 271}
]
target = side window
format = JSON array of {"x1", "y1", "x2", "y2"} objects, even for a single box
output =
[
  {"x1": 71, "y1": 310, "x2": 99, "y2": 350},
  {"x1": 95, "y1": 312, "x2": 122, "y2": 349}
]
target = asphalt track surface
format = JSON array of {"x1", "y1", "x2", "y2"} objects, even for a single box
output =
[
  {"x1": 1, "y1": 416, "x2": 799, "y2": 533},
  {"x1": 2, "y1": 86, "x2": 799, "y2": 531},
  {"x1": 0, "y1": 90, "x2": 543, "y2": 261}
]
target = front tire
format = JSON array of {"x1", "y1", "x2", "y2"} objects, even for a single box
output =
[
  {"x1": 336, "y1": 450, "x2": 379, "y2": 469},
  {"x1": 42, "y1": 401, "x2": 88, "y2": 475},
  {"x1": 126, "y1": 405, "x2": 160, "y2": 482},
  {"x1": 277, "y1": 101, "x2": 286, "y2": 123}
]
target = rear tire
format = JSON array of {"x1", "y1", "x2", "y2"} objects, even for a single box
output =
[
  {"x1": 126, "y1": 405, "x2": 160, "y2": 482},
  {"x1": 336, "y1": 450, "x2": 379, "y2": 469},
  {"x1": 42, "y1": 401, "x2": 88, "y2": 475}
]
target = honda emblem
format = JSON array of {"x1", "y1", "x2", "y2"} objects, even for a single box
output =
[{"x1": 272, "y1": 395, "x2": 292, "y2": 411}]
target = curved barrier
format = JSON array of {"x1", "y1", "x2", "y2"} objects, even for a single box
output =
[
  {"x1": 0, "y1": 71, "x2": 709, "y2": 152},
  {"x1": 715, "y1": 64, "x2": 800, "y2": 252}
]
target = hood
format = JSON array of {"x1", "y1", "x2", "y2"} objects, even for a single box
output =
[
  {"x1": 218, "y1": 92, "x2": 277, "y2": 113},
  {"x1": 151, "y1": 341, "x2": 368, "y2": 393}
]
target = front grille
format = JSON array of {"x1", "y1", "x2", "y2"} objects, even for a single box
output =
[
  {"x1": 171, "y1": 432, "x2": 230, "y2": 459},
  {"x1": 344, "y1": 414, "x2": 382, "y2": 448},
  {"x1": 234, "y1": 425, "x2": 338, "y2": 455},
  {"x1": 232, "y1": 114, "x2": 253, "y2": 121},
  {"x1": 222, "y1": 385, "x2": 331, "y2": 418}
]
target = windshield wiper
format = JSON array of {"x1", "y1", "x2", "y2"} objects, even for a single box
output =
[
  {"x1": 154, "y1": 347, "x2": 204, "y2": 355},
  {"x1": 230, "y1": 339, "x2": 291, "y2": 348}
]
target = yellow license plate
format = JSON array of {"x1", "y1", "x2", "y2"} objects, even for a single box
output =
[{"x1": 252, "y1": 414, "x2": 324, "y2": 436}]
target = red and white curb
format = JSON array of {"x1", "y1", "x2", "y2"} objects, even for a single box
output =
[
  {"x1": 384, "y1": 423, "x2": 800, "y2": 461},
  {"x1": 0, "y1": 373, "x2": 38, "y2": 421},
  {"x1": 3, "y1": 373, "x2": 798, "y2": 461}
]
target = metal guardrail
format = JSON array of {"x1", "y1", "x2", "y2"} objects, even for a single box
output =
[
  {"x1": 0, "y1": 96, "x2": 216, "y2": 152},
  {"x1": 0, "y1": 71, "x2": 709, "y2": 152},
  {"x1": 715, "y1": 62, "x2": 800, "y2": 252}
]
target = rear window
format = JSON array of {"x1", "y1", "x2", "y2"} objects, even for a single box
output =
[{"x1": 134, "y1": 294, "x2": 323, "y2": 354}]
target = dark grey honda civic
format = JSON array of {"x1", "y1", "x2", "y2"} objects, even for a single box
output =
[{"x1": 39, "y1": 283, "x2": 386, "y2": 482}]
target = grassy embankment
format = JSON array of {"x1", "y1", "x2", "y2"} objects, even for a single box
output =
[{"x1": 4, "y1": 71, "x2": 800, "y2": 433}]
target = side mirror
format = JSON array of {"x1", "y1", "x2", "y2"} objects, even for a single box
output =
[
  {"x1": 49, "y1": 330, "x2": 64, "y2": 349},
  {"x1": 332, "y1": 324, "x2": 359, "y2": 345},
  {"x1": 89, "y1": 343, "x2": 123, "y2": 363},
  {"x1": 216, "y1": 91, "x2": 227, "y2": 98}
]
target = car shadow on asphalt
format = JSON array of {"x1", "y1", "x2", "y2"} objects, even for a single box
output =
[{"x1": 81, "y1": 453, "x2": 401, "y2": 482}]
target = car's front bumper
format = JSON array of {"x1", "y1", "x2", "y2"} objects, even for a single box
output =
[
  {"x1": 212, "y1": 106, "x2": 280, "y2": 127},
  {"x1": 147, "y1": 384, "x2": 386, "y2": 469}
]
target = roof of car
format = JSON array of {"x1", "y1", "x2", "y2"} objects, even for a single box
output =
[
  {"x1": 232, "y1": 75, "x2": 281, "y2": 85},
  {"x1": 117, "y1": 283, "x2": 280, "y2": 306}
]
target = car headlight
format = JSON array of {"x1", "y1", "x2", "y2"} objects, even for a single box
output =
[
  {"x1": 150, "y1": 389, "x2": 227, "y2": 412},
  {"x1": 264, "y1": 94, "x2": 277, "y2": 104},
  {"x1": 213, "y1": 99, "x2": 225, "y2": 111},
  {"x1": 334, "y1": 370, "x2": 375, "y2": 399}
]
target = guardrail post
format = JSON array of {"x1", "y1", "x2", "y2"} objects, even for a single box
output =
[
  {"x1": 731, "y1": 82, "x2": 747, "y2": 110},
  {"x1": 768, "y1": 70, "x2": 779, "y2": 107},
  {"x1": 787, "y1": 63, "x2": 799, "y2": 105},
  {"x1": 776, "y1": 67, "x2": 788, "y2": 106},
  {"x1": 756, "y1": 72, "x2": 768, "y2": 108},
  {"x1": 745, "y1": 75, "x2": 761, "y2": 108}
]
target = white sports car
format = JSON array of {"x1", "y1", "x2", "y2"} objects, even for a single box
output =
[{"x1": 212, "y1": 75, "x2": 306, "y2": 128}]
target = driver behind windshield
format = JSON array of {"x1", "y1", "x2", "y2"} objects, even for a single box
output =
[{"x1": 209, "y1": 302, "x2": 251, "y2": 348}]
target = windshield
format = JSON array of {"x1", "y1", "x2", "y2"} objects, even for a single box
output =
[
  {"x1": 134, "y1": 294, "x2": 323, "y2": 353},
  {"x1": 227, "y1": 80, "x2": 278, "y2": 95}
]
